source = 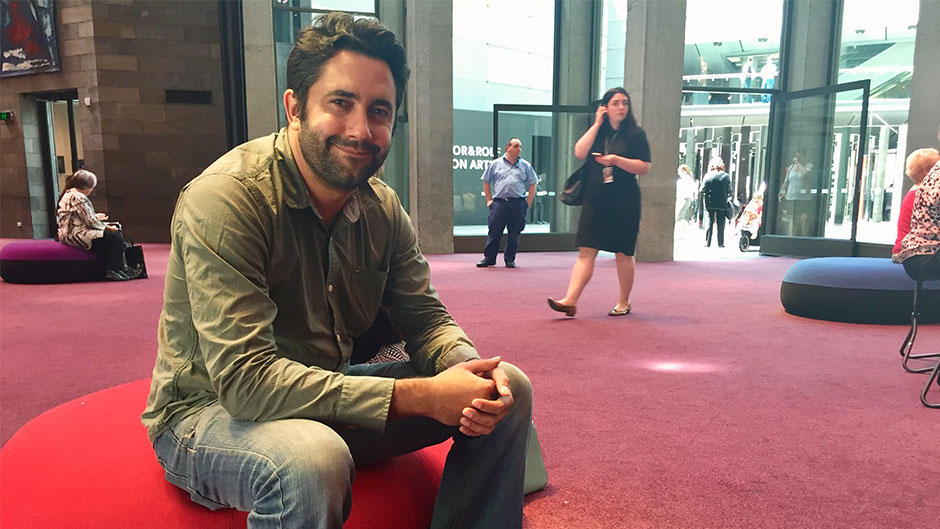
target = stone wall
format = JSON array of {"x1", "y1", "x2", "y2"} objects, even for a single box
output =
[{"x1": 0, "y1": 0, "x2": 228, "y2": 241}]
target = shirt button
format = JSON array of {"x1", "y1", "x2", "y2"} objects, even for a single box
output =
[{"x1": 328, "y1": 284, "x2": 334, "y2": 292}]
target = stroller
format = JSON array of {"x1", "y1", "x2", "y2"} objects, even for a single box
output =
[{"x1": 734, "y1": 183, "x2": 764, "y2": 252}]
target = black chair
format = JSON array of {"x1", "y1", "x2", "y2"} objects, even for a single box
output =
[{"x1": 899, "y1": 279, "x2": 940, "y2": 408}]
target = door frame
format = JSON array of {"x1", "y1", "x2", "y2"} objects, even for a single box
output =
[{"x1": 759, "y1": 80, "x2": 871, "y2": 258}]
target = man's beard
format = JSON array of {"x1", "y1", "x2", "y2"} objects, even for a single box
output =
[{"x1": 297, "y1": 120, "x2": 387, "y2": 191}]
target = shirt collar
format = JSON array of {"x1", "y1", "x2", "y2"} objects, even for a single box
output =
[
  {"x1": 504, "y1": 155, "x2": 521, "y2": 167},
  {"x1": 274, "y1": 127, "x2": 381, "y2": 220}
]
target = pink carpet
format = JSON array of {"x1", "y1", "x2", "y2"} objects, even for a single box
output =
[{"x1": 1, "y1": 242, "x2": 937, "y2": 528}]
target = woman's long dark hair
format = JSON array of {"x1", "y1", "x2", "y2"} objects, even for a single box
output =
[{"x1": 598, "y1": 87, "x2": 638, "y2": 134}]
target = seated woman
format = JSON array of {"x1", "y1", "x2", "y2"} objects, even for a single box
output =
[
  {"x1": 57, "y1": 170, "x2": 141, "y2": 281},
  {"x1": 897, "y1": 136, "x2": 940, "y2": 280},
  {"x1": 893, "y1": 148, "x2": 939, "y2": 262}
]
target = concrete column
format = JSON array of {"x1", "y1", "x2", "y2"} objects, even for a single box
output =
[
  {"x1": 782, "y1": 0, "x2": 840, "y2": 92},
  {"x1": 904, "y1": 0, "x2": 940, "y2": 162},
  {"x1": 405, "y1": 0, "x2": 453, "y2": 253},
  {"x1": 623, "y1": 0, "x2": 687, "y2": 262},
  {"x1": 243, "y1": 0, "x2": 278, "y2": 139}
]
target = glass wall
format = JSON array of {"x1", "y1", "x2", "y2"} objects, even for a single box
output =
[
  {"x1": 678, "y1": 101, "x2": 771, "y2": 220},
  {"x1": 452, "y1": 0, "x2": 555, "y2": 235},
  {"x1": 768, "y1": 84, "x2": 870, "y2": 243},
  {"x1": 682, "y1": 0, "x2": 783, "y2": 106},
  {"x1": 674, "y1": 0, "x2": 783, "y2": 252},
  {"x1": 838, "y1": 0, "x2": 919, "y2": 245},
  {"x1": 598, "y1": 0, "x2": 626, "y2": 96},
  {"x1": 273, "y1": 1, "x2": 378, "y2": 130}
]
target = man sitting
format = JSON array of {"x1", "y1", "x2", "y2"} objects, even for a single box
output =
[{"x1": 142, "y1": 13, "x2": 532, "y2": 529}]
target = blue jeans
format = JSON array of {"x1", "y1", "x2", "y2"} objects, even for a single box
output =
[
  {"x1": 482, "y1": 198, "x2": 528, "y2": 264},
  {"x1": 152, "y1": 361, "x2": 533, "y2": 529}
]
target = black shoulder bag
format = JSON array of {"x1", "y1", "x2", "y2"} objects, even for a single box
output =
[{"x1": 560, "y1": 162, "x2": 588, "y2": 206}]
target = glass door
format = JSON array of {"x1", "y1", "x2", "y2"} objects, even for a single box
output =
[{"x1": 760, "y1": 81, "x2": 871, "y2": 257}]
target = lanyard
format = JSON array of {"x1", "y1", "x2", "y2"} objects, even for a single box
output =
[{"x1": 603, "y1": 129, "x2": 621, "y2": 156}]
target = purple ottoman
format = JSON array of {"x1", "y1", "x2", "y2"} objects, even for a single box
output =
[{"x1": 0, "y1": 240, "x2": 106, "y2": 284}]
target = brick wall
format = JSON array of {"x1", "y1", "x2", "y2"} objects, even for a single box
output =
[
  {"x1": 0, "y1": 0, "x2": 228, "y2": 242},
  {"x1": 1, "y1": 0, "x2": 95, "y2": 239}
]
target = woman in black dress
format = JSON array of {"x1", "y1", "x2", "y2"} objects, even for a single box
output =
[{"x1": 548, "y1": 87, "x2": 652, "y2": 317}]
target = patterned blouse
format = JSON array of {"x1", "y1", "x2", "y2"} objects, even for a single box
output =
[
  {"x1": 57, "y1": 188, "x2": 106, "y2": 250},
  {"x1": 898, "y1": 160, "x2": 940, "y2": 261}
]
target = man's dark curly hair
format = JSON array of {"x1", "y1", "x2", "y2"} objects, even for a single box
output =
[{"x1": 286, "y1": 12, "x2": 409, "y2": 118}]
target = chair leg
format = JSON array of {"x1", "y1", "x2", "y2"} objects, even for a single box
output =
[
  {"x1": 901, "y1": 280, "x2": 940, "y2": 374},
  {"x1": 920, "y1": 356, "x2": 940, "y2": 409}
]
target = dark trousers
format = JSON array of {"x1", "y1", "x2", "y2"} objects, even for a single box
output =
[
  {"x1": 90, "y1": 229, "x2": 126, "y2": 271},
  {"x1": 903, "y1": 252, "x2": 940, "y2": 281},
  {"x1": 706, "y1": 208, "x2": 727, "y2": 247},
  {"x1": 483, "y1": 198, "x2": 527, "y2": 264}
]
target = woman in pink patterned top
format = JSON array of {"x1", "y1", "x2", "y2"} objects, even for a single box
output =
[
  {"x1": 897, "y1": 133, "x2": 940, "y2": 280},
  {"x1": 892, "y1": 148, "x2": 939, "y2": 262}
]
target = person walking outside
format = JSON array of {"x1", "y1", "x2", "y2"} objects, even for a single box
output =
[{"x1": 701, "y1": 157, "x2": 733, "y2": 248}]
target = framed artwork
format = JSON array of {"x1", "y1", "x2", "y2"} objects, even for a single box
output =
[{"x1": 1, "y1": 0, "x2": 61, "y2": 78}]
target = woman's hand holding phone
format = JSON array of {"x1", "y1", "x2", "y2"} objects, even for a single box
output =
[{"x1": 594, "y1": 105, "x2": 608, "y2": 126}]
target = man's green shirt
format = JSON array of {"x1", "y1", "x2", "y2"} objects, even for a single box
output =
[{"x1": 142, "y1": 130, "x2": 478, "y2": 442}]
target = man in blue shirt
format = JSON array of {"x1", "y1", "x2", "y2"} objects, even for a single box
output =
[{"x1": 477, "y1": 137, "x2": 538, "y2": 268}]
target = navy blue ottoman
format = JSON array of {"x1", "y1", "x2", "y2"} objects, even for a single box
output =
[
  {"x1": 780, "y1": 257, "x2": 940, "y2": 324},
  {"x1": 0, "y1": 240, "x2": 106, "y2": 284}
]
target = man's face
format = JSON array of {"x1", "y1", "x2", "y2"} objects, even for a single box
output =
[
  {"x1": 293, "y1": 50, "x2": 396, "y2": 191},
  {"x1": 506, "y1": 140, "x2": 522, "y2": 161}
]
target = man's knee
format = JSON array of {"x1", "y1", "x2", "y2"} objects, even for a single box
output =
[
  {"x1": 258, "y1": 420, "x2": 355, "y2": 498},
  {"x1": 499, "y1": 362, "x2": 533, "y2": 414}
]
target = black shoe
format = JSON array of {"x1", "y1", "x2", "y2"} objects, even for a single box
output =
[
  {"x1": 104, "y1": 269, "x2": 131, "y2": 281},
  {"x1": 547, "y1": 298, "x2": 576, "y2": 317},
  {"x1": 476, "y1": 260, "x2": 495, "y2": 267},
  {"x1": 505, "y1": 262, "x2": 516, "y2": 268}
]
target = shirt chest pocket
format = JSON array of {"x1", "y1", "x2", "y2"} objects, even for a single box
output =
[{"x1": 336, "y1": 265, "x2": 388, "y2": 337}]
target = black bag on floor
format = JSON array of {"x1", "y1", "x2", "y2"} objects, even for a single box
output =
[{"x1": 121, "y1": 231, "x2": 147, "y2": 279}]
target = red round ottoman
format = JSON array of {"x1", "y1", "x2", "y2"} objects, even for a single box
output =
[
  {"x1": 0, "y1": 379, "x2": 450, "y2": 528},
  {"x1": 0, "y1": 239, "x2": 105, "y2": 284}
]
